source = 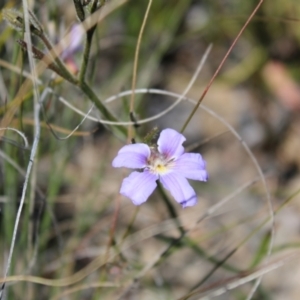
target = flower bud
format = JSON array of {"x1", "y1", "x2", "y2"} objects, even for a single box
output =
[
  {"x1": 2, "y1": 8, "x2": 43, "y2": 37},
  {"x1": 73, "y1": 0, "x2": 85, "y2": 22}
]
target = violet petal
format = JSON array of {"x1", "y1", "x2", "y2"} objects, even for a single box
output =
[
  {"x1": 157, "y1": 128, "x2": 186, "y2": 159},
  {"x1": 61, "y1": 24, "x2": 84, "y2": 59},
  {"x1": 174, "y1": 153, "x2": 208, "y2": 181},
  {"x1": 120, "y1": 171, "x2": 158, "y2": 205},
  {"x1": 160, "y1": 172, "x2": 197, "y2": 208},
  {"x1": 112, "y1": 143, "x2": 150, "y2": 169}
]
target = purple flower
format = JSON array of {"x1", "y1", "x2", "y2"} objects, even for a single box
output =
[
  {"x1": 60, "y1": 24, "x2": 84, "y2": 73},
  {"x1": 112, "y1": 128, "x2": 208, "y2": 208},
  {"x1": 61, "y1": 24, "x2": 84, "y2": 60}
]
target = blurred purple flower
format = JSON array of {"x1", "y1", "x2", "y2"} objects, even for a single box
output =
[
  {"x1": 61, "y1": 24, "x2": 84, "y2": 73},
  {"x1": 112, "y1": 128, "x2": 208, "y2": 208},
  {"x1": 61, "y1": 24, "x2": 84, "y2": 60}
]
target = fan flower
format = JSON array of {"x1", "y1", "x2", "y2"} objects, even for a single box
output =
[{"x1": 112, "y1": 128, "x2": 208, "y2": 208}]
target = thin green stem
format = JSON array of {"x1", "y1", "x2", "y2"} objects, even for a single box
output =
[
  {"x1": 79, "y1": 81, "x2": 127, "y2": 137},
  {"x1": 78, "y1": 0, "x2": 99, "y2": 83},
  {"x1": 180, "y1": 0, "x2": 264, "y2": 134},
  {"x1": 79, "y1": 26, "x2": 96, "y2": 83},
  {"x1": 157, "y1": 183, "x2": 184, "y2": 235},
  {"x1": 39, "y1": 34, "x2": 77, "y2": 84}
]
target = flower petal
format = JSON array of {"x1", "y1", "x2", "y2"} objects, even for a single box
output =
[
  {"x1": 159, "y1": 172, "x2": 197, "y2": 208},
  {"x1": 173, "y1": 153, "x2": 208, "y2": 181},
  {"x1": 120, "y1": 171, "x2": 158, "y2": 205},
  {"x1": 112, "y1": 143, "x2": 150, "y2": 169},
  {"x1": 157, "y1": 128, "x2": 186, "y2": 159},
  {"x1": 61, "y1": 24, "x2": 84, "y2": 59}
]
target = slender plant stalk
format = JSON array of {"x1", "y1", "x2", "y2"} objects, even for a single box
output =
[
  {"x1": 78, "y1": 26, "x2": 96, "y2": 83},
  {"x1": 180, "y1": 0, "x2": 265, "y2": 134},
  {"x1": 0, "y1": 2, "x2": 42, "y2": 298},
  {"x1": 39, "y1": 34, "x2": 77, "y2": 84},
  {"x1": 78, "y1": 0, "x2": 99, "y2": 83},
  {"x1": 79, "y1": 81, "x2": 127, "y2": 136},
  {"x1": 128, "y1": 0, "x2": 153, "y2": 141}
]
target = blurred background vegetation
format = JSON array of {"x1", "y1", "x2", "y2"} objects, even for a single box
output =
[{"x1": 0, "y1": 0, "x2": 300, "y2": 299}]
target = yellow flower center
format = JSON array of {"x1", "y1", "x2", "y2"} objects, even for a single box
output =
[
  {"x1": 154, "y1": 162, "x2": 167, "y2": 174},
  {"x1": 147, "y1": 149, "x2": 174, "y2": 175}
]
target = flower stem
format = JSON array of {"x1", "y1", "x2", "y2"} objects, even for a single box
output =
[
  {"x1": 78, "y1": 25, "x2": 96, "y2": 83},
  {"x1": 78, "y1": 0, "x2": 100, "y2": 83},
  {"x1": 157, "y1": 182, "x2": 185, "y2": 235},
  {"x1": 39, "y1": 33, "x2": 77, "y2": 84},
  {"x1": 79, "y1": 81, "x2": 127, "y2": 137}
]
